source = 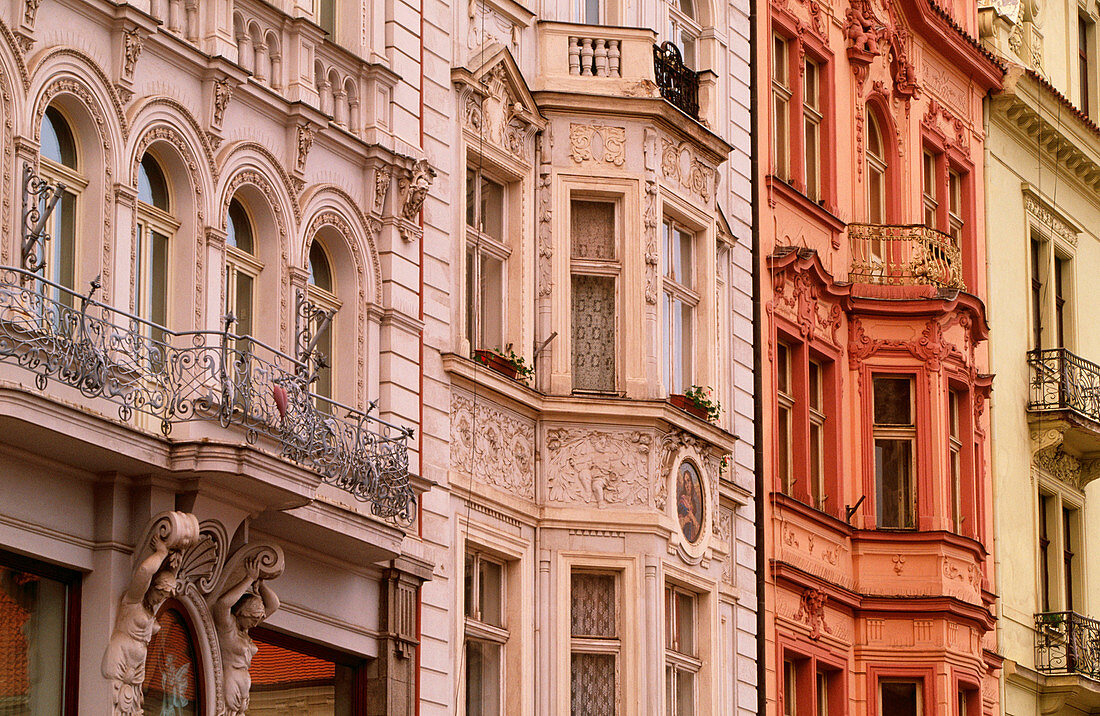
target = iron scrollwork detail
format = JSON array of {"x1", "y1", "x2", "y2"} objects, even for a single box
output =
[
  {"x1": 294, "y1": 289, "x2": 334, "y2": 385},
  {"x1": 1028, "y1": 348, "x2": 1100, "y2": 424},
  {"x1": 21, "y1": 164, "x2": 66, "y2": 274},
  {"x1": 0, "y1": 265, "x2": 414, "y2": 523},
  {"x1": 653, "y1": 41, "x2": 700, "y2": 119},
  {"x1": 1036, "y1": 611, "x2": 1100, "y2": 679}
]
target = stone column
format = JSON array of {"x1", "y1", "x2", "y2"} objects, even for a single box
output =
[{"x1": 366, "y1": 556, "x2": 432, "y2": 716}]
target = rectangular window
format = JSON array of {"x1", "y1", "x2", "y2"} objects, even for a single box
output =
[
  {"x1": 1031, "y1": 236, "x2": 1043, "y2": 349},
  {"x1": 817, "y1": 670, "x2": 830, "y2": 716},
  {"x1": 0, "y1": 553, "x2": 77, "y2": 714},
  {"x1": 772, "y1": 35, "x2": 791, "y2": 182},
  {"x1": 777, "y1": 343, "x2": 793, "y2": 494},
  {"x1": 1064, "y1": 506, "x2": 1076, "y2": 611},
  {"x1": 575, "y1": 0, "x2": 601, "y2": 23},
  {"x1": 948, "y1": 170, "x2": 963, "y2": 242},
  {"x1": 809, "y1": 360, "x2": 826, "y2": 510},
  {"x1": 879, "y1": 680, "x2": 921, "y2": 716},
  {"x1": 250, "y1": 628, "x2": 366, "y2": 712},
  {"x1": 1054, "y1": 255, "x2": 1068, "y2": 349},
  {"x1": 571, "y1": 199, "x2": 618, "y2": 393},
  {"x1": 317, "y1": 0, "x2": 335, "y2": 35},
  {"x1": 1039, "y1": 493, "x2": 1051, "y2": 612},
  {"x1": 663, "y1": 220, "x2": 697, "y2": 395},
  {"x1": 1081, "y1": 15, "x2": 1092, "y2": 116},
  {"x1": 803, "y1": 58, "x2": 822, "y2": 202},
  {"x1": 571, "y1": 572, "x2": 619, "y2": 715},
  {"x1": 949, "y1": 391, "x2": 963, "y2": 534},
  {"x1": 665, "y1": 586, "x2": 700, "y2": 716},
  {"x1": 783, "y1": 660, "x2": 797, "y2": 716},
  {"x1": 464, "y1": 550, "x2": 507, "y2": 715},
  {"x1": 874, "y1": 376, "x2": 916, "y2": 529},
  {"x1": 922, "y1": 151, "x2": 938, "y2": 227},
  {"x1": 466, "y1": 166, "x2": 509, "y2": 353}
]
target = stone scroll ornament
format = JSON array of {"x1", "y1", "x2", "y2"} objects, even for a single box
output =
[
  {"x1": 102, "y1": 511, "x2": 201, "y2": 716},
  {"x1": 208, "y1": 543, "x2": 285, "y2": 716}
]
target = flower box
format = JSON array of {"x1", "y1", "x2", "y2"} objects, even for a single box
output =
[
  {"x1": 670, "y1": 393, "x2": 709, "y2": 421},
  {"x1": 474, "y1": 349, "x2": 519, "y2": 380}
]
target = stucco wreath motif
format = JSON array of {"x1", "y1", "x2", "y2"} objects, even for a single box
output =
[{"x1": 546, "y1": 428, "x2": 652, "y2": 506}]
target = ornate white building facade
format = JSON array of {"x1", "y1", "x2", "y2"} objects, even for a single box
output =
[
  {"x1": 431, "y1": 0, "x2": 757, "y2": 713},
  {"x1": 0, "y1": 0, "x2": 753, "y2": 713}
]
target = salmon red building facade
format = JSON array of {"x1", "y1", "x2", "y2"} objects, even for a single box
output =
[{"x1": 757, "y1": 0, "x2": 1004, "y2": 710}]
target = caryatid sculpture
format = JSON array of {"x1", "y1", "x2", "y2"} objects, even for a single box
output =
[
  {"x1": 210, "y1": 543, "x2": 284, "y2": 716},
  {"x1": 102, "y1": 511, "x2": 200, "y2": 715}
]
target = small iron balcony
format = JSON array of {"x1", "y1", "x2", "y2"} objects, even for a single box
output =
[
  {"x1": 653, "y1": 41, "x2": 700, "y2": 119},
  {"x1": 0, "y1": 266, "x2": 415, "y2": 524},
  {"x1": 1036, "y1": 611, "x2": 1100, "y2": 679},
  {"x1": 1028, "y1": 348, "x2": 1100, "y2": 427},
  {"x1": 847, "y1": 223, "x2": 964, "y2": 290}
]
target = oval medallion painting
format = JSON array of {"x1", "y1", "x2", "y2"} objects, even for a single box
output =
[{"x1": 676, "y1": 462, "x2": 705, "y2": 543}]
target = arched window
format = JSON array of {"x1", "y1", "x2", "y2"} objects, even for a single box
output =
[
  {"x1": 306, "y1": 240, "x2": 337, "y2": 400},
  {"x1": 668, "y1": 0, "x2": 700, "y2": 68},
  {"x1": 225, "y1": 198, "x2": 261, "y2": 340},
  {"x1": 865, "y1": 110, "x2": 888, "y2": 272},
  {"x1": 39, "y1": 107, "x2": 83, "y2": 303},
  {"x1": 136, "y1": 153, "x2": 177, "y2": 338}
]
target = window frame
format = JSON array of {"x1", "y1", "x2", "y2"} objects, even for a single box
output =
[
  {"x1": 872, "y1": 374, "x2": 918, "y2": 530},
  {"x1": 39, "y1": 107, "x2": 85, "y2": 305},
  {"x1": 1029, "y1": 226, "x2": 1076, "y2": 351},
  {"x1": 569, "y1": 569, "x2": 622, "y2": 715},
  {"x1": 134, "y1": 170, "x2": 179, "y2": 340},
  {"x1": 305, "y1": 240, "x2": 341, "y2": 402},
  {"x1": 225, "y1": 197, "x2": 264, "y2": 341},
  {"x1": 569, "y1": 194, "x2": 621, "y2": 394},
  {"x1": 0, "y1": 548, "x2": 81, "y2": 716},
  {"x1": 662, "y1": 217, "x2": 700, "y2": 396},
  {"x1": 463, "y1": 548, "x2": 509, "y2": 716},
  {"x1": 664, "y1": 583, "x2": 702, "y2": 716},
  {"x1": 465, "y1": 163, "x2": 512, "y2": 354},
  {"x1": 770, "y1": 18, "x2": 833, "y2": 205},
  {"x1": 1035, "y1": 486, "x2": 1085, "y2": 613},
  {"x1": 668, "y1": 0, "x2": 701, "y2": 69},
  {"x1": 779, "y1": 643, "x2": 846, "y2": 716}
]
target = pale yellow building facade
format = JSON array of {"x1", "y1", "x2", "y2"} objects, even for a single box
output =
[{"x1": 982, "y1": 0, "x2": 1100, "y2": 711}]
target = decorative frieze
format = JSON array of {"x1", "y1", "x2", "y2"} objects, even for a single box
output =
[
  {"x1": 546, "y1": 427, "x2": 653, "y2": 507},
  {"x1": 450, "y1": 392, "x2": 536, "y2": 500},
  {"x1": 569, "y1": 123, "x2": 626, "y2": 166},
  {"x1": 660, "y1": 139, "x2": 715, "y2": 202}
]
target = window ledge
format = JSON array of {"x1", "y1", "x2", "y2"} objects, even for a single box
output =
[{"x1": 767, "y1": 175, "x2": 846, "y2": 233}]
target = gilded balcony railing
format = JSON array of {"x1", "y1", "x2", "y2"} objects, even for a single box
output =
[
  {"x1": 1028, "y1": 348, "x2": 1100, "y2": 425},
  {"x1": 653, "y1": 41, "x2": 700, "y2": 119},
  {"x1": 847, "y1": 223, "x2": 964, "y2": 290},
  {"x1": 0, "y1": 266, "x2": 414, "y2": 524},
  {"x1": 1036, "y1": 611, "x2": 1100, "y2": 678}
]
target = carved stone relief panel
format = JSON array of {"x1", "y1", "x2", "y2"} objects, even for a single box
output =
[
  {"x1": 468, "y1": 0, "x2": 519, "y2": 51},
  {"x1": 545, "y1": 427, "x2": 653, "y2": 507},
  {"x1": 660, "y1": 139, "x2": 715, "y2": 202},
  {"x1": 450, "y1": 390, "x2": 536, "y2": 500},
  {"x1": 569, "y1": 123, "x2": 626, "y2": 166}
]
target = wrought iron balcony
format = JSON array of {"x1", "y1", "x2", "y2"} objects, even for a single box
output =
[
  {"x1": 0, "y1": 265, "x2": 414, "y2": 524},
  {"x1": 1036, "y1": 611, "x2": 1100, "y2": 679},
  {"x1": 1028, "y1": 348, "x2": 1100, "y2": 426},
  {"x1": 847, "y1": 223, "x2": 964, "y2": 290},
  {"x1": 653, "y1": 42, "x2": 699, "y2": 119}
]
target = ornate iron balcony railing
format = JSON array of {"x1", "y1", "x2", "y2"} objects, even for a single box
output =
[
  {"x1": 1028, "y1": 348, "x2": 1100, "y2": 425},
  {"x1": 653, "y1": 42, "x2": 699, "y2": 119},
  {"x1": 0, "y1": 265, "x2": 414, "y2": 524},
  {"x1": 1036, "y1": 611, "x2": 1100, "y2": 679},
  {"x1": 847, "y1": 223, "x2": 964, "y2": 290}
]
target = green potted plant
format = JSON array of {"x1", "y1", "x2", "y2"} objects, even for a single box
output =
[
  {"x1": 473, "y1": 347, "x2": 534, "y2": 384},
  {"x1": 670, "y1": 385, "x2": 721, "y2": 423}
]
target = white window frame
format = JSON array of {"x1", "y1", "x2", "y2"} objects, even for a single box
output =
[
  {"x1": 668, "y1": 0, "x2": 701, "y2": 69},
  {"x1": 662, "y1": 218, "x2": 699, "y2": 396},
  {"x1": 570, "y1": 196, "x2": 620, "y2": 394},
  {"x1": 569, "y1": 570, "x2": 621, "y2": 714},
  {"x1": 463, "y1": 549, "x2": 508, "y2": 716},
  {"x1": 465, "y1": 165, "x2": 511, "y2": 353},
  {"x1": 134, "y1": 200, "x2": 178, "y2": 337},
  {"x1": 664, "y1": 584, "x2": 701, "y2": 716}
]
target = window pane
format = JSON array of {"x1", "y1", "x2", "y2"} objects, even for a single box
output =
[
  {"x1": 143, "y1": 607, "x2": 199, "y2": 714},
  {"x1": 675, "y1": 669, "x2": 694, "y2": 715},
  {"x1": 678, "y1": 299, "x2": 692, "y2": 392},
  {"x1": 0, "y1": 564, "x2": 68, "y2": 714},
  {"x1": 235, "y1": 272, "x2": 253, "y2": 337},
  {"x1": 53, "y1": 190, "x2": 77, "y2": 297},
  {"x1": 480, "y1": 255, "x2": 503, "y2": 352},
  {"x1": 479, "y1": 559, "x2": 503, "y2": 627},
  {"x1": 151, "y1": 230, "x2": 169, "y2": 329},
  {"x1": 805, "y1": 116, "x2": 819, "y2": 201},
  {"x1": 571, "y1": 573, "x2": 616, "y2": 637},
  {"x1": 773, "y1": 36, "x2": 787, "y2": 85},
  {"x1": 776, "y1": 344, "x2": 790, "y2": 394},
  {"x1": 250, "y1": 631, "x2": 356, "y2": 713},
  {"x1": 42, "y1": 106, "x2": 77, "y2": 168},
  {"x1": 676, "y1": 592, "x2": 694, "y2": 655},
  {"x1": 571, "y1": 200, "x2": 616, "y2": 260},
  {"x1": 880, "y1": 681, "x2": 920, "y2": 716},
  {"x1": 138, "y1": 154, "x2": 169, "y2": 210},
  {"x1": 308, "y1": 241, "x2": 333, "y2": 292},
  {"x1": 876, "y1": 439, "x2": 913, "y2": 528},
  {"x1": 466, "y1": 246, "x2": 477, "y2": 349},
  {"x1": 466, "y1": 640, "x2": 502, "y2": 716},
  {"x1": 464, "y1": 551, "x2": 476, "y2": 618},
  {"x1": 571, "y1": 653, "x2": 616, "y2": 716},
  {"x1": 227, "y1": 199, "x2": 254, "y2": 254},
  {"x1": 466, "y1": 168, "x2": 477, "y2": 229},
  {"x1": 868, "y1": 165, "x2": 884, "y2": 224},
  {"x1": 481, "y1": 177, "x2": 504, "y2": 242},
  {"x1": 810, "y1": 422, "x2": 823, "y2": 506},
  {"x1": 778, "y1": 404, "x2": 791, "y2": 492},
  {"x1": 873, "y1": 377, "x2": 912, "y2": 425},
  {"x1": 783, "y1": 661, "x2": 797, "y2": 716},
  {"x1": 774, "y1": 93, "x2": 789, "y2": 180},
  {"x1": 317, "y1": 0, "x2": 335, "y2": 34},
  {"x1": 809, "y1": 361, "x2": 821, "y2": 410},
  {"x1": 817, "y1": 671, "x2": 829, "y2": 715},
  {"x1": 571, "y1": 275, "x2": 616, "y2": 392},
  {"x1": 676, "y1": 227, "x2": 693, "y2": 285}
]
